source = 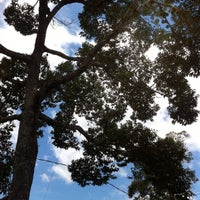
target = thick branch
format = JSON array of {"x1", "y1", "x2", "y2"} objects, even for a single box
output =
[
  {"x1": 38, "y1": 64, "x2": 88, "y2": 101},
  {"x1": 44, "y1": 46, "x2": 82, "y2": 61},
  {"x1": 45, "y1": 28, "x2": 126, "y2": 88},
  {"x1": 42, "y1": 0, "x2": 140, "y2": 95},
  {"x1": 0, "y1": 114, "x2": 21, "y2": 123},
  {"x1": 39, "y1": 113, "x2": 91, "y2": 140},
  {"x1": 0, "y1": 44, "x2": 30, "y2": 62}
]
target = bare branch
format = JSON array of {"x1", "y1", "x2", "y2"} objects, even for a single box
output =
[
  {"x1": 33, "y1": 0, "x2": 39, "y2": 8},
  {"x1": 0, "y1": 114, "x2": 21, "y2": 123},
  {"x1": 0, "y1": 44, "x2": 30, "y2": 62},
  {"x1": 47, "y1": 0, "x2": 86, "y2": 24},
  {"x1": 44, "y1": 46, "x2": 82, "y2": 61},
  {"x1": 39, "y1": 113, "x2": 91, "y2": 140}
]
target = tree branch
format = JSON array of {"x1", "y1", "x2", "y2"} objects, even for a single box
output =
[
  {"x1": 47, "y1": 0, "x2": 86, "y2": 24},
  {"x1": 44, "y1": 46, "x2": 82, "y2": 61},
  {"x1": 0, "y1": 44, "x2": 30, "y2": 62},
  {"x1": 0, "y1": 114, "x2": 21, "y2": 123},
  {"x1": 39, "y1": 113, "x2": 91, "y2": 140},
  {"x1": 42, "y1": 0, "x2": 141, "y2": 95}
]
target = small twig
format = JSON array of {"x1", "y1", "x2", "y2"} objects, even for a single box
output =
[{"x1": 33, "y1": 0, "x2": 39, "y2": 8}]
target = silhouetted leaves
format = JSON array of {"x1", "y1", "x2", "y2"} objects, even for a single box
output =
[
  {"x1": 4, "y1": 0, "x2": 38, "y2": 35},
  {"x1": 128, "y1": 132, "x2": 197, "y2": 200},
  {"x1": 0, "y1": 0, "x2": 199, "y2": 199},
  {"x1": 0, "y1": 124, "x2": 14, "y2": 195}
]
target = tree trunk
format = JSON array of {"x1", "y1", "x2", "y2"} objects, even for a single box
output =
[
  {"x1": 7, "y1": 2, "x2": 51, "y2": 199},
  {"x1": 8, "y1": 63, "x2": 40, "y2": 200}
]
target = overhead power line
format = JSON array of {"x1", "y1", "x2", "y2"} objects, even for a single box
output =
[
  {"x1": 36, "y1": 156, "x2": 129, "y2": 196},
  {"x1": 37, "y1": 157, "x2": 68, "y2": 167},
  {"x1": 107, "y1": 183, "x2": 128, "y2": 195},
  {"x1": 15, "y1": 153, "x2": 129, "y2": 196}
]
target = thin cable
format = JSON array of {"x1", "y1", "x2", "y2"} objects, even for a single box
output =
[
  {"x1": 37, "y1": 157, "x2": 68, "y2": 167},
  {"x1": 13, "y1": 6, "x2": 142, "y2": 199},
  {"x1": 15, "y1": 151, "x2": 129, "y2": 196},
  {"x1": 42, "y1": 148, "x2": 63, "y2": 200},
  {"x1": 107, "y1": 182, "x2": 128, "y2": 195},
  {"x1": 37, "y1": 156, "x2": 129, "y2": 196}
]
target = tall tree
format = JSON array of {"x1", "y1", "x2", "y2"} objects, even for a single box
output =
[{"x1": 0, "y1": 0, "x2": 199, "y2": 200}]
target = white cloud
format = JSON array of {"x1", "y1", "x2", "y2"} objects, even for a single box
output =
[
  {"x1": 45, "y1": 22, "x2": 84, "y2": 68},
  {"x1": 46, "y1": 23, "x2": 83, "y2": 51},
  {"x1": 145, "y1": 77, "x2": 200, "y2": 152},
  {"x1": 11, "y1": 120, "x2": 19, "y2": 148},
  {"x1": 145, "y1": 44, "x2": 160, "y2": 61},
  {"x1": 49, "y1": 110, "x2": 57, "y2": 118},
  {"x1": 0, "y1": 4, "x2": 84, "y2": 67},
  {"x1": 0, "y1": 1, "x2": 36, "y2": 55},
  {"x1": 40, "y1": 173, "x2": 51, "y2": 183},
  {"x1": 0, "y1": 25, "x2": 36, "y2": 55},
  {"x1": 1, "y1": 1, "x2": 200, "y2": 193},
  {"x1": 74, "y1": 114, "x2": 89, "y2": 130},
  {"x1": 51, "y1": 147, "x2": 83, "y2": 183},
  {"x1": 0, "y1": 0, "x2": 9, "y2": 12},
  {"x1": 117, "y1": 168, "x2": 128, "y2": 178},
  {"x1": 144, "y1": 45, "x2": 200, "y2": 153},
  {"x1": 51, "y1": 165, "x2": 72, "y2": 183}
]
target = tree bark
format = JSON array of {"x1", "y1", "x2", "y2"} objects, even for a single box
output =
[
  {"x1": 2, "y1": 1, "x2": 142, "y2": 199},
  {"x1": 8, "y1": 61, "x2": 40, "y2": 200},
  {"x1": 7, "y1": 1, "x2": 50, "y2": 198}
]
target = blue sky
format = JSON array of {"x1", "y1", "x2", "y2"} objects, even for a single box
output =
[{"x1": 1, "y1": 0, "x2": 200, "y2": 199}]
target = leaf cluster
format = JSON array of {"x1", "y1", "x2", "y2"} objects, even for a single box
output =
[
  {"x1": 0, "y1": 124, "x2": 14, "y2": 195},
  {"x1": 0, "y1": 57, "x2": 27, "y2": 115},
  {"x1": 0, "y1": 0, "x2": 200, "y2": 199},
  {"x1": 4, "y1": 0, "x2": 38, "y2": 35},
  {"x1": 128, "y1": 132, "x2": 197, "y2": 200}
]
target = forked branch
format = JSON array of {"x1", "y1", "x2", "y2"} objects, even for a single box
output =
[
  {"x1": 39, "y1": 113, "x2": 91, "y2": 141},
  {"x1": 41, "y1": 0, "x2": 141, "y2": 93}
]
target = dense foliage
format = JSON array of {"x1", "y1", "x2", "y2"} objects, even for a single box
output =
[
  {"x1": 0, "y1": 124, "x2": 14, "y2": 196},
  {"x1": 0, "y1": 0, "x2": 199, "y2": 199}
]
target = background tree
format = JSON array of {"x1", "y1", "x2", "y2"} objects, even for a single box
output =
[
  {"x1": 0, "y1": 0, "x2": 199, "y2": 200},
  {"x1": 0, "y1": 124, "x2": 14, "y2": 196}
]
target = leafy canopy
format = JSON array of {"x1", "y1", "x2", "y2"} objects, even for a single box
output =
[{"x1": 0, "y1": 0, "x2": 199, "y2": 199}]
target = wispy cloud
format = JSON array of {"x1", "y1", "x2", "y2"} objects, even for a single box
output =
[
  {"x1": 51, "y1": 147, "x2": 83, "y2": 183},
  {"x1": 40, "y1": 173, "x2": 51, "y2": 183},
  {"x1": 45, "y1": 21, "x2": 84, "y2": 68},
  {"x1": 117, "y1": 168, "x2": 128, "y2": 178},
  {"x1": 145, "y1": 77, "x2": 200, "y2": 152}
]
